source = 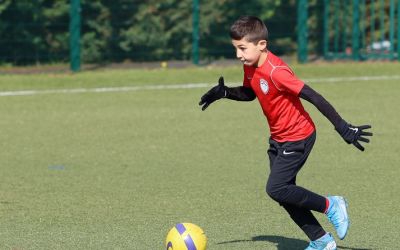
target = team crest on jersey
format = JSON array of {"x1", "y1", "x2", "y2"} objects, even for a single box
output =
[{"x1": 260, "y1": 78, "x2": 269, "y2": 94}]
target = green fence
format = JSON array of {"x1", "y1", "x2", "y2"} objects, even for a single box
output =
[
  {"x1": 298, "y1": 0, "x2": 400, "y2": 62},
  {"x1": 1, "y1": 1, "x2": 399, "y2": 70},
  {"x1": 323, "y1": 0, "x2": 400, "y2": 61},
  {"x1": 0, "y1": 1, "x2": 299, "y2": 70}
]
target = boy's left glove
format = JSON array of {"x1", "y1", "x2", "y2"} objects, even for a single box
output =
[
  {"x1": 199, "y1": 76, "x2": 227, "y2": 111},
  {"x1": 335, "y1": 120, "x2": 373, "y2": 151}
]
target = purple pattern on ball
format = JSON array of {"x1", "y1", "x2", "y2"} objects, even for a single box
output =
[{"x1": 175, "y1": 223, "x2": 198, "y2": 250}]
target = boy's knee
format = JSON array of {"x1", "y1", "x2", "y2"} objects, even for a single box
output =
[{"x1": 266, "y1": 182, "x2": 284, "y2": 201}]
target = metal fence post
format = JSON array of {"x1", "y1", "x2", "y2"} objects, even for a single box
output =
[
  {"x1": 70, "y1": 0, "x2": 81, "y2": 72},
  {"x1": 360, "y1": 0, "x2": 366, "y2": 52},
  {"x1": 352, "y1": 0, "x2": 360, "y2": 60},
  {"x1": 398, "y1": 0, "x2": 400, "y2": 61},
  {"x1": 389, "y1": 0, "x2": 395, "y2": 60},
  {"x1": 343, "y1": 1, "x2": 349, "y2": 56},
  {"x1": 379, "y1": 0, "x2": 385, "y2": 50},
  {"x1": 192, "y1": 0, "x2": 200, "y2": 65},
  {"x1": 371, "y1": 0, "x2": 376, "y2": 58},
  {"x1": 297, "y1": 0, "x2": 308, "y2": 63},
  {"x1": 323, "y1": 0, "x2": 329, "y2": 59},
  {"x1": 333, "y1": 0, "x2": 339, "y2": 54}
]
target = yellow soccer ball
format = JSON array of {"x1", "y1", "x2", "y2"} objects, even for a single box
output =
[{"x1": 165, "y1": 223, "x2": 207, "y2": 250}]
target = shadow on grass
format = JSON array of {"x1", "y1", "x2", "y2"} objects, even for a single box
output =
[
  {"x1": 217, "y1": 235, "x2": 307, "y2": 250},
  {"x1": 217, "y1": 235, "x2": 372, "y2": 250},
  {"x1": 338, "y1": 246, "x2": 373, "y2": 250}
]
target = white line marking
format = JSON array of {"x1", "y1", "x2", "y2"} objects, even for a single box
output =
[
  {"x1": 0, "y1": 83, "x2": 211, "y2": 97},
  {"x1": 0, "y1": 75, "x2": 399, "y2": 97},
  {"x1": 304, "y1": 74, "x2": 400, "y2": 83}
]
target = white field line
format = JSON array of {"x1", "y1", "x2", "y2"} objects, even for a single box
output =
[
  {"x1": 0, "y1": 83, "x2": 210, "y2": 97},
  {"x1": 0, "y1": 74, "x2": 399, "y2": 97}
]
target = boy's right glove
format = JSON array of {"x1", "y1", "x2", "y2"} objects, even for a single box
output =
[
  {"x1": 335, "y1": 120, "x2": 373, "y2": 151},
  {"x1": 199, "y1": 76, "x2": 227, "y2": 111}
]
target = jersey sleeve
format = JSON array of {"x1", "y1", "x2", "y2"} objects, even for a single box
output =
[{"x1": 271, "y1": 67, "x2": 304, "y2": 95}]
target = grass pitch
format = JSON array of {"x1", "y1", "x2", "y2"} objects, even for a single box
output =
[{"x1": 0, "y1": 62, "x2": 399, "y2": 249}]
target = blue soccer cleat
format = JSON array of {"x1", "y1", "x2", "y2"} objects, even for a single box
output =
[
  {"x1": 305, "y1": 232, "x2": 337, "y2": 250},
  {"x1": 326, "y1": 196, "x2": 350, "y2": 240}
]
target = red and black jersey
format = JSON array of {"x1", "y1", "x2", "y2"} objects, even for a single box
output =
[{"x1": 243, "y1": 51, "x2": 315, "y2": 142}]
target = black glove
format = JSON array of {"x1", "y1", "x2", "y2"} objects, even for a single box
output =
[
  {"x1": 335, "y1": 120, "x2": 373, "y2": 151},
  {"x1": 199, "y1": 76, "x2": 227, "y2": 111}
]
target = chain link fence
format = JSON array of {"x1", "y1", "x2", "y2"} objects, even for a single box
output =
[{"x1": 0, "y1": 0, "x2": 398, "y2": 71}]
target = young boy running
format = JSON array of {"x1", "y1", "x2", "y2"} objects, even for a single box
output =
[{"x1": 199, "y1": 16, "x2": 372, "y2": 250}]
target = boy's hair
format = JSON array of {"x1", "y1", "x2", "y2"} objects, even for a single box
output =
[{"x1": 229, "y1": 16, "x2": 268, "y2": 44}]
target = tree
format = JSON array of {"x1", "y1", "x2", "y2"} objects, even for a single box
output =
[{"x1": 0, "y1": 0, "x2": 308, "y2": 65}]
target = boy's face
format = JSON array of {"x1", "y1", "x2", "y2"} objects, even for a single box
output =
[{"x1": 232, "y1": 37, "x2": 267, "y2": 67}]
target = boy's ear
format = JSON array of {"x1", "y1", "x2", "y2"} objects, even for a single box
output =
[{"x1": 257, "y1": 40, "x2": 267, "y2": 51}]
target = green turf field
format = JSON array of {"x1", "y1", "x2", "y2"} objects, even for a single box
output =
[{"x1": 0, "y1": 62, "x2": 399, "y2": 249}]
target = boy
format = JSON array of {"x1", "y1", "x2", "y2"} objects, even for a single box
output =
[{"x1": 198, "y1": 16, "x2": 372, "y2": 250}]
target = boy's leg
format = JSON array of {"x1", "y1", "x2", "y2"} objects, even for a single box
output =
[
  {"x1": 266, "y1": 131, "x2": 349, "y2": 241},
  {"x1": 266, "y1": 131, "x2": 326, "y2": 213},
  {"x1": 282, "y1": 203, "x2": 325, "y2": 241},
  {"x1": 266, "y1": 132, "x2": 328, "y2": 240}
]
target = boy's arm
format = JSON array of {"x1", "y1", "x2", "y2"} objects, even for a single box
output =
[
  {"x1": 299, "y1": 84, "x2": 342, "y2": 127},
  {"x1": 299, "y1": 84, "x2": 373, "y2": 151},
  {"x1": 199, "y1": 76, "x2": 255, "y2": 111},
  {"x1": 225, "y1": 86, "x2": 256, "y2": 101}
]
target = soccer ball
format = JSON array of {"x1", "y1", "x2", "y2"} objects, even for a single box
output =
[{"x1": 165, "y1": 223, "x2": 207, "y2": 250}]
